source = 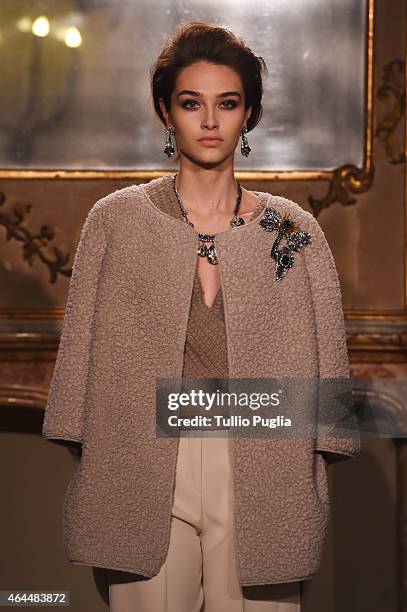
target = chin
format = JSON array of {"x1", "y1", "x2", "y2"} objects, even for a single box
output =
[{"x1": 181, "y1": 147, "x2": 231, "y2": 167}]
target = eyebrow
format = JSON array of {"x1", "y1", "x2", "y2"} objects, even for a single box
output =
[{"x1": 176, "y1": 90, "x2": 241, "y2": 99}]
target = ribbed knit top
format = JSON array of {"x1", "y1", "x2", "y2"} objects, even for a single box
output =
[{"x1": 143, "y1": 175, "x2": 268, "y2": 382}]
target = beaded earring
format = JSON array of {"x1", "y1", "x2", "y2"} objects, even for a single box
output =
[
  {"x1": 164, "y1": 126, "x2": 176, "y2": 157},
  {"x1": 240, "y1": 127, "x2": 251, "y2": 157}
]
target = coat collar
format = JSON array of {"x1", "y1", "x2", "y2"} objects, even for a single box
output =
[{"x1": 139, "y1": 174, "x2": 273, "y2": 247}]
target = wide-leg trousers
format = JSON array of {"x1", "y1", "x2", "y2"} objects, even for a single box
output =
[{"x1": 108, "y1": 430, "x2": 302, "y2": 612}]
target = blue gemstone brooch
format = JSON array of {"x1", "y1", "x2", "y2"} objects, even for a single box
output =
[{"x1": 259, "y1": 207, "x2": 311, "y2": 280}]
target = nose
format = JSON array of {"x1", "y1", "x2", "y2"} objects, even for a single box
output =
[{"x1": 202, "y1": 107, "x2": 219, "y2": 130}]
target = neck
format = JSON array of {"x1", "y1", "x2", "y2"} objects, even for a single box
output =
[{"x1": 174, "y1": 167, "x2": 239, "y2": 215}]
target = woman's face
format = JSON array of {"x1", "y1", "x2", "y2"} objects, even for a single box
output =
[{"x1": 159, "y1": 61, "x2": 252, "y2": 167}]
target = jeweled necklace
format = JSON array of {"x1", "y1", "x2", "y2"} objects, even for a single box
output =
[{"x1": 171, "y1": 173, "x2": 245, "y2": 265}]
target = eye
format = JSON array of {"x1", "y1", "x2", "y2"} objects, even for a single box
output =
[
  {"x1": 221, "y1": 100, "x2": 238, "y2": 109},
  {"x1": 180, "y1": 99, "x2": 238, "y2": 109},
  {"x1": 181, "y1": 99, "x2": 199, "y2": 109}
]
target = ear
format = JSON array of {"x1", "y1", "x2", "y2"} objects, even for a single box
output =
[
  {"x1": 159, "y1": 97, "x2": 170, "y2": 127},
  {"x1": 244, "y1": 105, "x2": 252, "y2": 127}
]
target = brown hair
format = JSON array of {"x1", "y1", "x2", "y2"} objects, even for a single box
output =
[{"x1": 150, "y1": 21, "x2": 268, "y2": 160}]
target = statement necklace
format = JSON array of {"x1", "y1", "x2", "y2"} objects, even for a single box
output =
[{"x1": 172, "y1": 173, "x2": 245, "y2": 265}]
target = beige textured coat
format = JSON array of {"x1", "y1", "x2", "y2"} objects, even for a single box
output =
[{"x1": 42, "y1": 174, "x2": 360, "y2": 586}]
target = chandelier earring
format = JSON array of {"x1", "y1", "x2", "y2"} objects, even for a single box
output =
[
  {"x1": 240, "y1": 126, "x2": 251, "y2": 157},
  {"x1": 164, "y1": 125, "x2": 176, "y2": 157}
]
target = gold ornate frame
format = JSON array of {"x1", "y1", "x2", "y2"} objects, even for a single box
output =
[{"x1": 0, "y1": 0, "x2": 375, "y2": 184}]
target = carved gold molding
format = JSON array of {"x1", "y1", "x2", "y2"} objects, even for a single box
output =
[
  {"x1": 308, "y1": 164, "x2": 375, "y2": 217},
  {"x1": 375, "y1": 59, "x2": 406, "y2": 164},
  {"x1": 348, "y1": 331, "x2": 407, "y2": 363},
  {"x1": 0, "y1": 384, "x2": 47, "y2": 409}
]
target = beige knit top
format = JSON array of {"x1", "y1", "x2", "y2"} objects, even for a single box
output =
[{"x1": 143, "y1": 176, "x2": 267, "y2": 380}]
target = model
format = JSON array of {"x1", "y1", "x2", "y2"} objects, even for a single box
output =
[{"x1": 42, "y1": 21, "x2": 361, "y2": 612}]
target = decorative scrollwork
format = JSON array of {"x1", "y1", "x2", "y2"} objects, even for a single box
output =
[
  {"x1": 375, "y1": 59, "x2": 406, "y2": 165},
  {"x1": 0, "y1": 192, "x2": 73, "y2": 284},
  {"x1": 308, "y1": 164, "x2": 375, "y2": 217}
]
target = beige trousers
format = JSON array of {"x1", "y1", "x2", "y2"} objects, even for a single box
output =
[{"x1": 108, "y1": 431, "x2": 302, "y2": 612}]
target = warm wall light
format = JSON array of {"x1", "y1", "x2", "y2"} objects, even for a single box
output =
[
  {"x1": 64, "y1": 26, "x2": 82, "y2": 48},
  {"x1": 32, "y1": 15, "x2": 50, "y2": 38},
  {"x1": 16, "y1": 17, "x2": 32, "y2": 33}
]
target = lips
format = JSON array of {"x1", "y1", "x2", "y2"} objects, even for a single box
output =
[{"x1": 198, "y1": 138, "x2": 223, "y2": 145}]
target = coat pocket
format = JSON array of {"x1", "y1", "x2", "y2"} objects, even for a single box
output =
[{"x1": 314, "y1": 452, "x2": 329, "y2": 507}]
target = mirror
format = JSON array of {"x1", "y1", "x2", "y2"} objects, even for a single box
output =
[{"x1": 0, "y1": 0, "x2": 371, "y2": 176}]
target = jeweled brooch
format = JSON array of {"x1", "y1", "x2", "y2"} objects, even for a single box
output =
[{"x1": 259, "y1": 207, "x2": 311, "y2": 280}]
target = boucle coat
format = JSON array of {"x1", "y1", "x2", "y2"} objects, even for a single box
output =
[{"x1": 42, "y1": 174, "x2": 360, "y2": 586}]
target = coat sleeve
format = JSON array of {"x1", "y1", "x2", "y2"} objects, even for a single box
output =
[
  {"x1": 42, "y1": 200, "x2": 107, "y2": 447},
  {"x1": 302, "y1": 213, "x2": 361, "y2": 465}
]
